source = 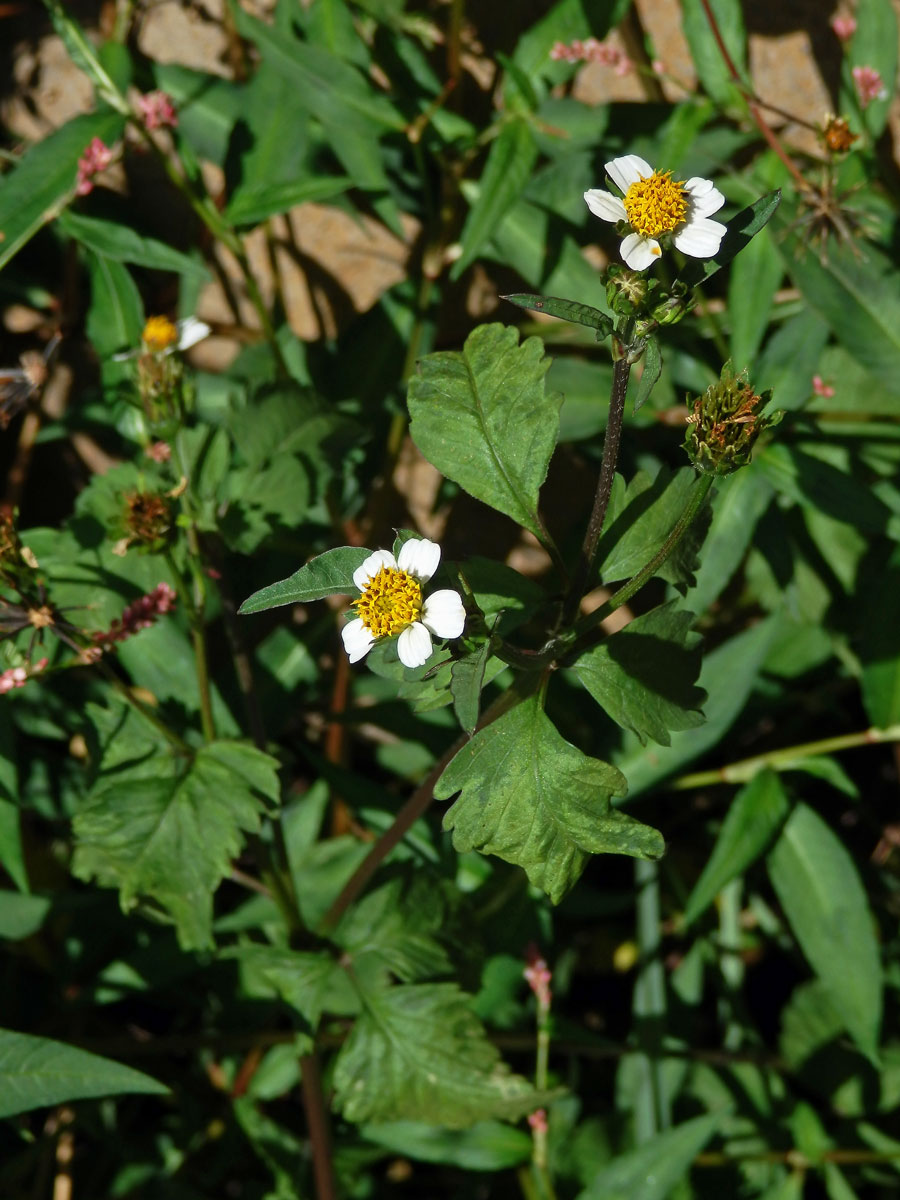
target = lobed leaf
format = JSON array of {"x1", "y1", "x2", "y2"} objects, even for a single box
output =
[
  {"x1": 408, "y1": 324, "x2": 562, "y2": 540},
  {"x1": 438, "y1": 694, "x2": 663, "y2": 902},
  {"x1": 333, "y1": 982, "x2": 547, "y2": 1127},
  {"x1": 73, "y1": 708, "x2": 280, "y2": 949}
]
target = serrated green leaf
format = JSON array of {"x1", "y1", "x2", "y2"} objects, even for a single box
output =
[
  {"x1": 768, "y1": 802, "x2": 883, "y2": 1061},
  {"x1": 0, "y1": 1029, "x2": 168, "y2": 1118},
  {"x1": 597, "y1": 467, "x2": 712, "y2": 591},
  {"x1": 439, "y1": 694, "x2": 663, "y2": 902},
  {"x1": 574, "y1": 602, "x2": 705, "y2": 747},
  {"x1": 451, "y1": 119, "x2": 539, "y2": 279},
  {"x1": 502, "y1": 293, "x2": 613, "y2": 338},
  {"x1": 682, "y1": 769, "x2": 789, "y2": 926},
  {"x1": 240, "y1": 546, "x2": 371, "y2": 613},
  {"x1": 633, "y1": 337, "x2": 662, "y2": 412},
  {"x1": 232, "y1": 947, "x2": 341, "y2": 1027},
  {"x1": 775, "y1": 222, "x2": 900, "y2": 398},
  {"x1": 333, "y1": 982, "x2": 547, "y2": 1127},
  {"x1": 577, "y1": 1111, "x2": 721, "y2": 1200},
  {"x1": 73, "y1": 710, "x2": 279, "y2": 949},
  {"x1": 677, "y1": 191, "x2": 781, "y2": 289},
  {"x1": 333, "y1": 873, "x2": 454, "y2": 984},
  {"x1": 408, "y1": 324, "x2": 561, "y2": 539},
  {"x1": 0, "y1": 111, "x2": 125, "y2": 271},
  {"x1": 59, "y1": 211, "x2": 209, "y2": 278}
]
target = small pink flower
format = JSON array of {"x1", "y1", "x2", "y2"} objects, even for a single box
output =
[
  {"x1": 92, "y1": 582, "x2": 177, "y2": 647},
  {"x1": 146, "y1": 440, "x2": 172, "y2": 463},
  {"x1": 524, "y1": 943, "x2": 552, "y2": 1009},
  {"x1": 831, "y1": 14, "x2": 857, "y2": 42},
  {"x1": 75, "y1": 137, "x2": 114, "y2": 196},
  {"x1": 527, "y1": 1109, "x2": 548, "y2": 1134},
  {"x1": 811, "y1": 375, "x2": 835, "y2": 398},
  {"x1": 651, "y1": 59, "x2": 666, "y2": 76},
  {"x1": 137, "y1": 90, "x2": 178, "y2": 131},
  {"x1": 852, "y1": 65, "x2": 888, "y2": 108}
]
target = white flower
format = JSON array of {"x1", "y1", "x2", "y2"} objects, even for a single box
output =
[
  {"x1": 584, "y1": 155, "x2": 727, "y2": 271},
  {"x1": 111, "y1": 315, "x2": 212, "y2": 361},
  {"x1": 341, "y1": 538, "x2": 466, "y2": 669}
]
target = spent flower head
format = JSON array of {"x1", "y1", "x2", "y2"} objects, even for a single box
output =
[
  {"x1": 585, "y1": 155, "x2": 726, "y2": 271},
  {"x1": 341, "y1": 538, "x2": 466, "y2": 670},
  {"x1": 684, "y1": 363, "x2": 780, "y2": 476},
  {"x1": 821, "y1": 114, "x2": 859, "y2": 154}
]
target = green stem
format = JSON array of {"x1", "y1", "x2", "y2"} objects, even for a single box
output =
[
  {"x1": 98, "y1": 661, "x2": 191, "y2": 754},
  {"x1": 561, "y1": 355, "x2": 631, "y2": 627},
  {"x1": 164, "y1": 543, "x2": 216, "y2": 742},
  {"x1": 673, "y1": 723, "x2": 900, "y2": 789},
  {"x1": 632, "y1": 857, "x2": 669, "y2": 1141}
]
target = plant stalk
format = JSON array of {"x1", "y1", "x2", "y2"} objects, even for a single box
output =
[
  {"x1": 561, "y1": 355, "x2": 631, "y2": 627},
  {"x1": 673, "y1": 722, "x2": 900, "y2": 789}
]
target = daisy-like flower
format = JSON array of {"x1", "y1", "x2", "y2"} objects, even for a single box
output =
[
  {"x1": 585, "y1": 155, "x2": 727, "y2": 271},
  {"x1": 112, "y1": 315, "x2": 212, "y2": 362},
  {"x1": 341, "y1": 538, "x2": 466, "y2": 670}
]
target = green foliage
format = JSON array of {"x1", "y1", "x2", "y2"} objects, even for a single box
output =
[
  {"x1": 333, "y1": 982, "x2": 548, "y2": 1127},
  {"x1": 4, "y1": 0, "x2": 900, "y2": 1195},
  {"x1": 439, "y1": 694, "x2": 664, "y2": 902},
  {"x1": 72, "y1": 704, "x2": 279, "y2": 949},
  {"x1": 408, "y1": 323, "x2": 562, "y2": 541},
  {"x1": 0, "y1": 1030, "x2": 168, "y2": 1118}
]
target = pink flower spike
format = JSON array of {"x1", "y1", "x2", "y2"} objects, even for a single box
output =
[
  {"x1": 852, "y1": 65, "x2": 888, "y2": 108},
  {"x1": 146, "y1": 440, "x2": 172, "y2": 463},
  {"x1": 524, "y1": 943, "x2": 553, "y2": 1009},
  {"x1": 137, "y1": 90, "x2": 178, "y2": 131},
  {"x1": 76, "y1": 137, "x2": 114, "y2": 196},
  {"x1": 527, "y1": 1109, "x2": 548, "y2": 1134},
  {"x1": 92, "y1": 582, "x2": 177, "y2": 647},
  {"x1": 831, "y1": 14, "x2": 857, "y2": 42},
  {"x1": 812, "y1": 375, "x2": 835, "y2": 398}
]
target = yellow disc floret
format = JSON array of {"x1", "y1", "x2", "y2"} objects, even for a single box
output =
[
  {"x1": 623, "y1": 170, "x2": 687, "y2": 237},
  {"x1": 142, "y1": 316, "x2": 179, "y2": 354},
  {"x1": 355, "y1": 566, "x2": 423, "y2": 638}
]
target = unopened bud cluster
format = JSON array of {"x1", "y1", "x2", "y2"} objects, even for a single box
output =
[
  {"x1": 605, "y1": 265, "x2": 693, "y2": 332},
  {"x1": 684, "y1": 363, "x2": 780, "y2": 476}
]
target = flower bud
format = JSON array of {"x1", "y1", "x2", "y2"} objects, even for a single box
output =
[
  {"x1": 606, "y1": 265, "x2": 649, "y2": 315},
  {"x1": 684, "y1": 363, "x2": 780, "y2": 475}
]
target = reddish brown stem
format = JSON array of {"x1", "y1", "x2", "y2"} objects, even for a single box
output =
[{"x1": 697, "y1": 0, "x2": 810, "y2": 195}]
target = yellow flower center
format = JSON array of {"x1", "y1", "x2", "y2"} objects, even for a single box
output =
[
  {"x1": 142, "y1": 316, "x2": 179, "y2": 354},
  {"x1": 355, "y1": 566, "x2": 422, "y2": 638},
  {"x1": 623, "y1": 170, "x2": 687, "y2": 238}
]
